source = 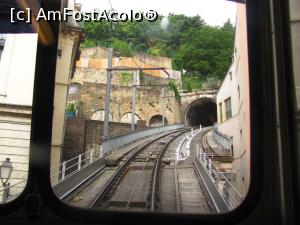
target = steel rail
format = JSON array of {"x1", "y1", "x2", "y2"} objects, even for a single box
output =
[
  {"x1": 150, "y1": 130, "x2": 190, "y2": 211},
  {"x1": 89, "y1": 129, "x2": 186, "y2": 208}
]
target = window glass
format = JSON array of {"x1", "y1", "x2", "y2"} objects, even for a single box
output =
[
  {"x1": 51, "y1": 0, "x2": 250, "y2": 214},
  {"x1": 0, "y1": 33, "x2": 38, "y2": 203},
  {"x1": 289, "y1": 0, "x2": 300, "y2": 109},
  {"x1": 225, "y1": 97, "x2": 232, "y2": 119}
]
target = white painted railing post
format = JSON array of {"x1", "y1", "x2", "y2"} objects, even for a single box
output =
[
  {"x1": 99, "y1": 145, "x2": 103, "y2": 158},
  {"x1": 208, "y1": 158, "x2": 212, "y2": 176},
  {"x1": 78, "y1": 154, "x2": 82, "y2": 171},
  {"x1": 90, "y1": 150, "x2": 94, "y2": 163},
  {"x1": 215, "y1": 170, "x2": 219, "y2": 187},
  {"x1": 62, "y1": 161, "x2": 66, "y2": 181},
  {"x1": 200, "y1": 149, "x2": 203, "y2": 161},
  {"x1": 199, "y1": 124, "x2": 202, "y2": 131}
]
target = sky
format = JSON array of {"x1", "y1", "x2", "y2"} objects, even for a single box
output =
[{"x1": 76, "y1": 0, "x2": 236, "y2": 26}]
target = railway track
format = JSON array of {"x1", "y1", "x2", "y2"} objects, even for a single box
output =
[
  {"x1": 64, "y1": 128, "x2": 214, "y2": 213},
  {"x1": 89, "y1": 129, "x2": 188, "y2": 211},
  {"x1": 200, "y1": 128, "x2": 214, "y2": 154}
]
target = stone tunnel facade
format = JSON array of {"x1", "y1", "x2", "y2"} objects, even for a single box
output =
[
  {"x1": 68, "y1": 82, "x2": 182, "y2": 126},
  {"x1": 180, "y1": 90, "x2": 218, "y2": 127}
]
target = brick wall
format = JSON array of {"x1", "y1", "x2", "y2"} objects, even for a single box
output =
[
  {"x1": 63, "y1": 117, "x2": 85, "y2": 161},
  {"x1": 63, "y1": 118, "x2": 134, "y2": 161}
]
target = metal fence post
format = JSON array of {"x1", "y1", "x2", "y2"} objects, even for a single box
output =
[
  {"x1": 161, "y1": 87, "x2": 165, "y2": 126},
  {"x1": 208, "y1": 158, "x2": 212, "y2": 175},
  {"x1": 90, "y1": 150, "x2": 94, "y2": 163},
  {"x1": 78, "y1": 154, "x2": 82, "y2": 171},
  {"x1": 99, "y1": 145, "x2": 103, "y2": 158},
  {"x1": 131, "y1": 70, "x2": 137, "y2": 131},
  {"x1": 103, "y1": 47, "x2": 113, "y2": 138},
  {"x1": 215, "y1": 170, "x2": 219, "y2": 187},
  {"x1": 200, "y1": 148, "x2": 202, "y2": 161},
  {"x1": 62, "y1": 161, "x2": 66, "y2": 181}
]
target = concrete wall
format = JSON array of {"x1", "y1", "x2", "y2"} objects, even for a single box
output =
[{"x1": 216, "y1": 3, "x2": 250, "y2": 197}]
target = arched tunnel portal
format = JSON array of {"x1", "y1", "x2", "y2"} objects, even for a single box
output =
[{"x1": 185, "y1": 98, "x2": 217, "y2": 127}]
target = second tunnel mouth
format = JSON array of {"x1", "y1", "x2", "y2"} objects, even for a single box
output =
[{"x1": 185, "y1": 99, "x2": 217, "y2": 127}]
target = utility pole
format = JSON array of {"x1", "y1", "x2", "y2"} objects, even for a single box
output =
[
  {"x1": 131, "y1": 70, "x2": 138, "y2": 131},
  {"x1": 103, "y1": 48, "x2": 113, "y2": 139},
  {"x1": 161, "y1": 87, "x2": 165, "y2": 126}
]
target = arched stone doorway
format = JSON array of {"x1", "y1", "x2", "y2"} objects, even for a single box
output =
[
  {"x1": 91, "y1": 109, "x2": 112, "y2": 121},
  {"x1": 185, "y1": 98, "x2": 217, "y2": 127},
  {"x1": 149, "y1": 115, "x2": 168, "y2": 127},
  {"x1": 120, "y1": 112, "x2": 141, "y2": 124}
]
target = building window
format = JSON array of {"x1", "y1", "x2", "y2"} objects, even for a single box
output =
[
  {"x1": 225, "y1": 97, "x2": 232, "y2": 119},
  {"x1": 219, "y1": 102, "x2": 223, "y2": 122}
]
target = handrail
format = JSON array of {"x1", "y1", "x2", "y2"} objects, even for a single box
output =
[
  {"x1": 102, "y1": 124, "x2": 185, "y2": 155},
  {"x1": 50, "y1": 147, "x2": 102, "y2": 186},
  {"x1": 103, "y1": 123, "x2": 184, "y2": 141},
  {"x1": 196, "y1": 145, "x2": 243, "y2": 210}
]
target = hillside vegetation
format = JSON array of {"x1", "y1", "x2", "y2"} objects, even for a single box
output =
[{"x1": 81, "y1": 14, "x2": 235, "y2": 90}]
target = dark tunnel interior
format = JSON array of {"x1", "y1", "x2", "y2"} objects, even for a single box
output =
[
  {"x1": 185, "y1": 99, "x2": 217, "y2": 127},
  {"x1": 149, "y1": 115, "x2": 168, "y2": 127}
]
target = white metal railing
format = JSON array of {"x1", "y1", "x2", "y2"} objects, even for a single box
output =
[
  {"x1": 50, "y1": 147, "x2": 103, "y2": 186},
  {"x1": 196, "y1": 145, "x2": 243, "y2": 210},
  {"x1": 103, "y1": 124, "x2": 185, "y2": 154}
]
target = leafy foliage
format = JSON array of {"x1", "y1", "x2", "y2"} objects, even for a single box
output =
[
  {"x1": 168, "y1": 81, "x2": 181, "y2": 101},
  {"x1": 81, "y1": 15, "x2": 235, "y2": 85},
  {"x1": 66, "y1": 103, "x2": 76, "y2": 113},
  {"x1": 120, "y1": 72, "x2": 133, "y2": 86}
]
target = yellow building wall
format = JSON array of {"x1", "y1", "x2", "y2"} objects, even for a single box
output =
[{"x1": 216, "y1": 3, "x2": 250, "y2": 197}]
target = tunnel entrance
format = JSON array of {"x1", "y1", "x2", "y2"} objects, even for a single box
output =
[{"x1": 185, "y1": 98, "x2": 217, "y2": 127}]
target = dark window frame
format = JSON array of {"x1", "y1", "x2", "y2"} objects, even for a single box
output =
[{"x1": 219, "y1": 102, "x2": 223, "y2": 122}]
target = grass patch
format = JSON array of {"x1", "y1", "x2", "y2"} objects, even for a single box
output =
[
  {"x1": 182, "y1": 74, "x2": 222, "y2": 91},
  {"x1": 182, "y1": 75, "x2": 203, "y2": 91},
  {"x1": 120, "y1": 72, "x2": 133, "y2": 86}
]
